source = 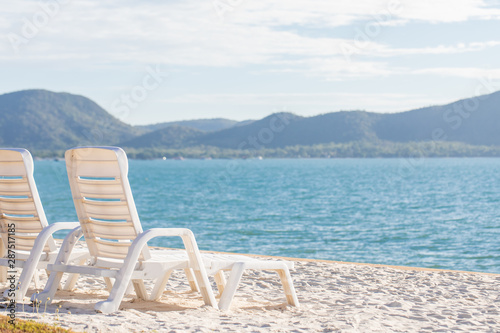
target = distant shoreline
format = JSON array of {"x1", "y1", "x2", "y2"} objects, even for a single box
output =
[{"x1": 28, "y1": 140, "x2": 500, "y2": 160}]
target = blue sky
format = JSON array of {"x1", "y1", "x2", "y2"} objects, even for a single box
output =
[{"x1": 1, "y1": 0, "x2": 500, "y2": 125}]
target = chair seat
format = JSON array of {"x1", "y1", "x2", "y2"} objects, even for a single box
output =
[
  {"x1": 49, "y1": 250, "x2": 191, "y2": 279},
  {"x1": 49, "y1": 249, "x2": 293, "y2": 278}
]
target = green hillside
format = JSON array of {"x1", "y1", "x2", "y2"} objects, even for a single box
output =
[
  {"x1": 1, "y1": 89, "x2": 499, "y2": 158},
  {"x1": 0, "y1": 90, "x2": 138, "y2": 150},
  {"x1": 119, "y1": 125, "x2": 203, "y2": 148},
  {"x1": 191, "y1": 113, "x2": 304, "y2": 149},
  {"x1": 136, "y1": 118, "x2": 241, "y2": 132},
  {"x1": 190, "y1": 91, "x2": 500, "y2": 148},
  {"x1": 194, "y1": 111, "x2": 381, "y2": 148},
  {"x1": 376, "y1": 92, "x2": 500, "y2": 145}
]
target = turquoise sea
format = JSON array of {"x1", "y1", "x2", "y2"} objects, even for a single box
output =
[{"x1": 35, "y1": 158, "x2": 500, "y2": 274}]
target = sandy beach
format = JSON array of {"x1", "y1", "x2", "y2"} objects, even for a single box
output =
[{"x1": 2, "y1": 248, "x2": 499, "y2": 332}]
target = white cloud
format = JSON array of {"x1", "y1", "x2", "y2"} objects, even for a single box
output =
[
  {"x1": 398, "y1": 0, "x2": 500, "y2": 22},
  {"x1": 266, "y1": 57, "x2": 397, "y2": 80},
  {"x1": 413, "y1": 67, "x2": 500, "y2": 79},
  {"x1": 350, "y1": 41, "x2": 500, "y2": 57},
  {"x1": 2, "y1": 0, "x2": 500, "y2": 90},
  {"x1": 230, "y1": 0, "x2": 500, "y2": 27},
  {"x1": 3, "y1": 0, "x2": 499, "y2": 63}
]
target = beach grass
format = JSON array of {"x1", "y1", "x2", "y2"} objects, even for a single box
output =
[{"x1": 0, "y1": 315, "x2": 74, "y2": 333}]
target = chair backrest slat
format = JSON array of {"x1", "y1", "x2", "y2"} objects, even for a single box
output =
[{"x1": 65, "y1": 147, "x2": 150, "y2": 261}]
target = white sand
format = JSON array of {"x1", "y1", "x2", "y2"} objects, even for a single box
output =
[{"x1": 2, "y1": 251, "x2": 499, "y2": 332}]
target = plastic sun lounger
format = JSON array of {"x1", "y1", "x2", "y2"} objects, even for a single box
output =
[
  {"x1": 32, "y1": 146, "x2": 218, "y2": 313},
  {"x1": 0, "y1": 148, "x2": 88, "y2": 302},
  {"x1": 32, "y1": 146, "x2": 299, "y2": 312}
]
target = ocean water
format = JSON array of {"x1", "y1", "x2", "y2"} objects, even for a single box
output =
[{"x1": 34, "y1": 158, "x2": 500, "y2": 274}]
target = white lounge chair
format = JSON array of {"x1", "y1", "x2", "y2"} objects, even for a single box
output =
[
  {"x1": 33, "y1": 146, "x2": 299, "y2": 312},
  {"x1": 0, "y1": 148, "x2": 87, "y2": 301},
  {"x1": 32, "y1": 146, "x2": 218, "y2": 313}
]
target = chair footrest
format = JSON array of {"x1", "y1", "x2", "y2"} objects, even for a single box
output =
[{"x1": 203, "y1": 253, "x2": 294, "y2": 273}]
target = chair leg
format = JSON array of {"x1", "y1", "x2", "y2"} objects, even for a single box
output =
[
  {"x1": 31, "y1": 227, "x2": 83, "y2": 305},
  {"x1": 62, "y1": 258, "x2": 86, "y2": 291},
  {"x1": 95, "y1": 254, "x2": 138, "y2": 313},
  {"x1": 0, "y1": 266, "x2": 6, "y2": 283},
  {"x1": 61, "y1": 273, "x2": 80, "y2": 291},
  {"x1": 95, "y1": 276, "x2": 131, "y2": 313},
  {"x1": 7, "y1": 253, "x2": 45, "y2": 302},
  {"x1": 214, "y1": 270, "x2": 226, "y2": 296},
  {"x1": 218, "y1": 262, "x2": 246, "y2": 311},
  {"x1": 32, "y1": 271, "x2": 64, "y2": 304},
  {"x1": 45, "y1": 269, "x2": 63, "y2": 290},
  {"x1": 102, "y1": 278, "x2": 133, "y2": 296},
  {"x1": 126, "y1": 281, "x2": 135, "y2": 295},
  {"x1": 132, "y1": 279, "x2": 148, "y2": 300},
  {"x1": 150, "y1": 270, "x2": 172, "y2": 301},
  {"x1": 184, "y1": 268, "x2": 199, "y2": 292},
  {"x1": 33, "y1": 270, "x2": 40, "y2": 289},
  {"x1": 276, "y1": 268, "x2": 300, "y2": 307},
  {"x1": 103, "y1": 277, "x2": 113, "y2": 291},
  {"x1": 0, "y1": 239, "x2": 6, "y2": 282},
  {"x1": 179, "y1": 232, "x2": 218, "y2": 309}
]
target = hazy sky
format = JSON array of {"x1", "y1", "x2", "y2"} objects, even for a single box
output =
[{"x1": 2, "y1": 0, "x2": 500, "y2": 125}]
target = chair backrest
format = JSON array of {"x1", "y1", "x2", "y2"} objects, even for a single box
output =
[
  {"x1": 65, "y1": 147, "x2": 150, "y2": 261},
  {"x1": 0, "y1": 148, "x2": 56, "y2": 254}
]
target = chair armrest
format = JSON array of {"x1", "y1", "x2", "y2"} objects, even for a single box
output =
[
  {"x1": 121, "y1": 228, "x2": 218, "y2": 309},
  {"x1": 32, "y1": 222, "x2": 81, "y2": 256},
  {"x1": 128, "y1": 228, "x2": 201, "y2": 267},
  {"x1": 50, "y1": 226, "x2": 84, "y2": 265}
]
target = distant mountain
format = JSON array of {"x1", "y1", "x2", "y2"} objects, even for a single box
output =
[
  {"x1": 1, "y1": 89, "x2": 499, "y2": 155},
  {"x1": 193, "y1": 111, "x2": 382, "y2": 149},
  {"x1": 119, "y1": 125, "x2": 203, "y2": 148},
  {"x1": 136, "y1": 118, "x2": 252, "y2": 133},
  {"x1": 186, "y1": 91, "x2": 500, "y2": 148},
  {"x1": 375, "y1": 92, "x2": 500, "y2": 145},
  {"x1": 0, "y1": 90, "x2": 138, "y2": 150},
  {"x1": 192, "y1": 113, "x2": 303, "y2": 148}
]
